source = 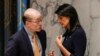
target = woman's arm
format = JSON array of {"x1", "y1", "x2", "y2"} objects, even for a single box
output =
[
  {"x1": 56, "y1": 31, "x2": 86, "y2": 56},
  {"x1": 56, "y1": 35, "x2": 71, "y2": 56}
]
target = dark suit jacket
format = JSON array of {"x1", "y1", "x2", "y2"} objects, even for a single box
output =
[
  {"x1": 62, "y1": 27, "x2": 87, "y2": 56},
  {"x1": 5, "y1": 28, "x2": 46, "y2": 56}
]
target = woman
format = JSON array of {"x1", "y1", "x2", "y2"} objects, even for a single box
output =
[{"x1": 49, "y1": 4, "x2": 87, "y2": 56}]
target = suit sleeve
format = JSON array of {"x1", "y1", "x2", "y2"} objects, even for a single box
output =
[
  {"x1": 41, "y1": 30, "x2": 47, "y2": 56},
  {"x1": 43, "y1": 30, "x2": 47, "y2": 50},
  {"x1": 70, "y1": 30, "x2": 86, "y2": 56},
  {"x1": 5, "y1": 37, "x2": 18, "y2": 56}
]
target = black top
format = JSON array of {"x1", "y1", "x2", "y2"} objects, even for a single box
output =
[{"x1": 62, "y1": 26, "x2": 87, "y2": 56}]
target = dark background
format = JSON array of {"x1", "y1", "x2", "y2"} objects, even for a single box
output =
[{"x1": 0, "y1": 0, "x2": 30, "y2": 56}]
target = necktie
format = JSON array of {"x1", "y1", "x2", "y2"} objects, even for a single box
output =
[{"x1": 32, "y1": 33, "x2": 40, "y2": 56}]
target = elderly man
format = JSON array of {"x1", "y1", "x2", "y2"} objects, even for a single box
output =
[{"x1": 5, "y1": 8, "x2": 46, "y2": 56}]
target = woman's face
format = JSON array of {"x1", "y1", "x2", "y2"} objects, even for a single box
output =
[{"x1": 57, "y1": 16, "x2": 70, "y2": 29}]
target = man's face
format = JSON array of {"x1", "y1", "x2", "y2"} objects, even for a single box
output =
[{"x1": 26, "y1": 15, "x2": 42, "y2": 32}]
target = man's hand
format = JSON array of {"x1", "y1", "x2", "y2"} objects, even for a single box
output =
[{"x1": 48, "y1": 50, "x2": 54, "y2": 56}]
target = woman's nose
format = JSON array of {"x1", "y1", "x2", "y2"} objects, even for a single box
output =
[{"x1": 57, "y1": 19, "x2": 61, "y2": 23}]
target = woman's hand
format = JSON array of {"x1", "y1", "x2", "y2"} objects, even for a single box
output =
[
  {"x1": 56, "y1": 35, "x2": 63, "y2": 47},
  {"x1": 56, "y1": 35, "x2": 71, "y2": 56}
]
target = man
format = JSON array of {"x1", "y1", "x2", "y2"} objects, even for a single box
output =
[{"x1": 5, "y1": 8, "x2": 46, "y2": 56}]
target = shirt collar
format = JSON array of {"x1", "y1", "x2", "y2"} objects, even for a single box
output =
[{"x1": 24, "y1": 26, "x2": 33, "y2": 37}]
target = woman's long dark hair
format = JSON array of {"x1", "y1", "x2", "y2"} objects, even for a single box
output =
[{"x1": 55, "y1": 4, "x2": 81, "y2": 36}]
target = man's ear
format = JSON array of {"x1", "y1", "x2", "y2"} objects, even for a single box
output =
[{"x1": 25, "y1": 21, "x2": 30, "y2": 27}]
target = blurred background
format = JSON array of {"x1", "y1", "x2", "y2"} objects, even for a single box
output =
[
  {"x1": 0, "y1": 0, "x2": 30, "y2": 56},
  {"x1": 0, "y1": 0, "x2": 100, "y2": 56}
]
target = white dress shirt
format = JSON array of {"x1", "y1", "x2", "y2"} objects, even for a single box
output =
[{"x1": 24, "y1": 26, "x2": 42, "y2": 56}]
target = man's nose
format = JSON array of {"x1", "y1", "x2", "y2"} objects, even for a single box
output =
[{"x1": 39, "y1": 21, "x2": 42, "y2": 25}]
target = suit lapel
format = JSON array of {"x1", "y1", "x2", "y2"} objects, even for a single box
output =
[{"x1": 21, "y1": 28, "x2": 34, "y2": 56}]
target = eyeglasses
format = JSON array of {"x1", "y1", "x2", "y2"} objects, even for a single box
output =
[{"x1": 29, "y1": 19, "x2": 42, "y2": 24}]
